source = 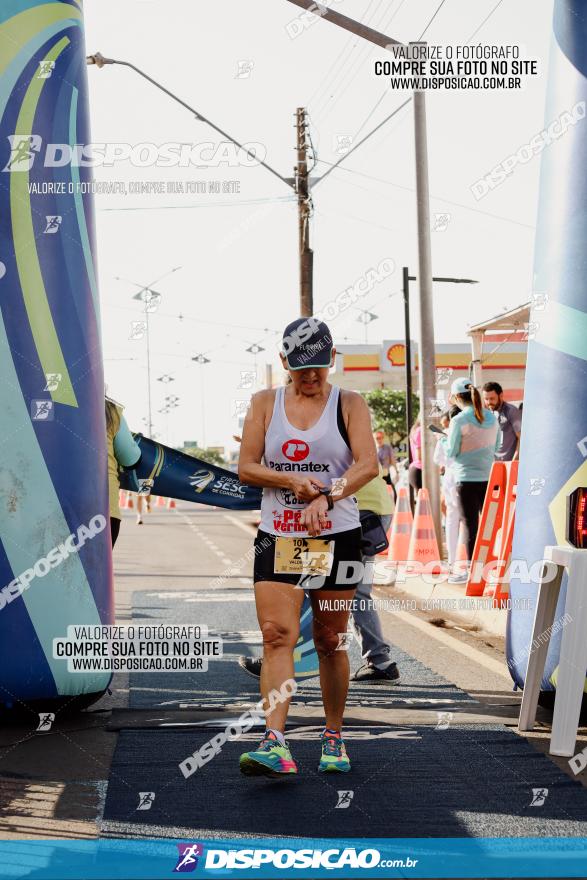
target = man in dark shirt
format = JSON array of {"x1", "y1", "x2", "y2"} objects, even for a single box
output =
[{"x1": 482, "y1": 382, "x2": 522, "y2": 461}]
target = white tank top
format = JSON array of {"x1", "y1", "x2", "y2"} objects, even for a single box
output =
[{"x1": 259, "y1": 385, "x2": 360, "y2": 536}]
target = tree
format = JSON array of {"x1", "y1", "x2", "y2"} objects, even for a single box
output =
[
  {"x1": 183, "y1": 446, "x2": 225, "y2": 466},
  {"x1": 362, "y1": 389, "x2": 419, "y2": 447}
]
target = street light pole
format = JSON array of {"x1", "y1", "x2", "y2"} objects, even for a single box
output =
[
  {"x1": 145, "y1": 304, "x2": 153, "y2": 437},
  {"x1": 117, "y1": 267, "x2": 181, "y2": 440},
  {"x1": 402, "y1": 266, "x2": 414, "y2": 467}
]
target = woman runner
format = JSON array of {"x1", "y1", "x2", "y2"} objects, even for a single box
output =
[{"x1": 237, "y1": 318, "x2": 378, "y2": 777}]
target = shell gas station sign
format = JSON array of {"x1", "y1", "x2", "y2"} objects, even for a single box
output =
[{"x1": 334, "y1": 339, "x2": 526, "y2": 396}]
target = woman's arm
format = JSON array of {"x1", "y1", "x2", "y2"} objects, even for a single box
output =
[
  {"x1": 113, "y1": 415, "x2": 141, "y2": 467},
  {"x1": 238, "y1": 390, "x2": 322, "y2": 501},
  {"x1": 444, "y1": 418, "x2": 462, "y2": 459}
]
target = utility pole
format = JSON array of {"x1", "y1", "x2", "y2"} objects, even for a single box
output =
[
  {"x1": 295, "y1": 107, "x2": 313, "y2": 317},
  {"x1": 402, "y1": 267, "x2": 414, "y2": 503},
  {"x1": 283, "y1": 2, "x2": 441, "y2": 536},
  {"x1": 412, "y1": 88, "x2": 440, "y2": 541}
]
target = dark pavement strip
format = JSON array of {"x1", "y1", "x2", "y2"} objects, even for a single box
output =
[{"x1": 100, "y1": 591, "x2": 587, "y2": 839}]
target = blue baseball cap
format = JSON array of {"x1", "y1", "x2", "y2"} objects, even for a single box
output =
[
  {"x1": 451, "y1": 377, "x2": 473, "y2": 395},
  {"x1": 281, "y1": 317, "x2": 333, "y2": 370}
]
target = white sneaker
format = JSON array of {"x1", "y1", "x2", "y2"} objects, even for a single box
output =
[{"x1": 136, "y1": 516, "x2": 143, "y2": 525}]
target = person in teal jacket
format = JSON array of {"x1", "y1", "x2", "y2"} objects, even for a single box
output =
[
  {"x1": 441, "y1": 378, "x2": 501, "y2": 578},
  {"x1": 105, "y1": 397, "x2": 141, "y2": 546}
]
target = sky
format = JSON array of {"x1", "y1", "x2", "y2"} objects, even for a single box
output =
[{"x1": 83, "y1": 0, "x2": 554, "y2": 453}]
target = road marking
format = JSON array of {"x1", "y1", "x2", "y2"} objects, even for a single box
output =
[
  {"x1": 388, "y1": 608, "x2": 511, "y2": 681},
  {"x1": 224, "y1": 514, "x2": 257, "y2": 536}
]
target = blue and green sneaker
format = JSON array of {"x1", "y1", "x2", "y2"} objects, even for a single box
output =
[
  {"x1": 318, "y1": 729, "x2": 351, "y2": 773},
  {"x1": 239, "y1": 731, "x2": 298, "y2": 778}
]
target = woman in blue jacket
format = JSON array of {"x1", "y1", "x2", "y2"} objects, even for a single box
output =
[{"x1": 442, "y1": 378, "x2": 501, "y2": 576}]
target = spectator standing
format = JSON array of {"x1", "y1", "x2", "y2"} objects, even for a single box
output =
[
  {"x1": 105, "y1": 397, "x2": 141, "y2": 547},
  {"x1": 374, "y1": 431, "x2": 395, "y2": 482},
  {"x1": 374, "y1": 430, "x2": 397, "y2": 501},
  {"x1": 434, "y1": 407, "x2": 462, "y2": 581},
  {"x1": 350, "y1": 469, "x2": 399, "y2": 683},
  {"x1": 408, "y1": 417, "x2": 423, "y2": 494},
  {"x1": 482, "y1": 381, "x2": 522, "y2": 461},
  {"x1": 441, "y1": 379, "x2": 501, "y2": 582}
]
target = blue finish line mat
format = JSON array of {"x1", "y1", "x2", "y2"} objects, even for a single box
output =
[{"x1": 99, "y1": 592, "x2": 587, "y2": 841}]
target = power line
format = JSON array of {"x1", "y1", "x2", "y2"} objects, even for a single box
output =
[
  {"x1": 312, "y1": 97, "x2": 412, "y2": 189},
  {"x1": 418, "y1": 0, "x2": 449, "y2": 40},
  {"x1": 106, "y1": 302, "x2": 281, "y2": 336},
  {"x1": 312, "y1": 0, "x2": 390, "y2": 125},
  {"x1": 307, "y1": 0, "x2": 382, "y2": 117},
  {"x1": 314, "y1": 159, "x2": 535, "y2": 229},
  {"x1": 99, "y1": 196, "x2": 296, "y2": 213},
  {"x1": 324, "y1": 0, "x2": 410, "y2": 139},
  {"x1": 344, "y1": 0, "x2": 503, "y2": 166},
  {"x1": 466, "y1": 0, "x2": 505, "y2": 42}
]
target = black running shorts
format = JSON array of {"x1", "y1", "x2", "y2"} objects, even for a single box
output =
[{"x1": 253, "y1": 527, "x2": 363, "y2": 591}]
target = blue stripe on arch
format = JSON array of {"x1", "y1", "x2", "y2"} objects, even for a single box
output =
[
  {"x1": 0, "y1": 309, "x2": 109, "y2": 697},
  {"x1": 554, "y1": 0, "x2": 587, "y2": 78}
]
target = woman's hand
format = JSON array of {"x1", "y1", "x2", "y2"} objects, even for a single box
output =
[
  {"x1": 287, "y1": 476, "x2": 324, "y2": 503},
  {"x1": 301, "y1": 494, "x2": 329, "y2": 537}
]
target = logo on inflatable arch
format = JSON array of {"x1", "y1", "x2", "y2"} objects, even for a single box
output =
[
  {"x1": 189, "y1": 470, "x2": 215, "y2": 493},
  {"x1": 282, "y1": 439, "x2": 309, "y2": 462}
]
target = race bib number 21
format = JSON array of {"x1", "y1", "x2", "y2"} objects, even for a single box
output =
[{"x1": 274, "y1": 537, "x2": 334, "y2": 577}]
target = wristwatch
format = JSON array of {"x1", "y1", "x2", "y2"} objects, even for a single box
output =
[{"x1": 318, "y1": 487, "x2": 334, "y2": 510}]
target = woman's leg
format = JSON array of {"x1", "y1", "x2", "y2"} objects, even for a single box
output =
[
  {"x1": 110, "y1": 517, "x2": 121, "y2": 548},
  {"x1": 456, "y1": 482, "x2": 487, "y2": 558},
  {"x1": 254, "y1": 580, "x2": 304, "y2": 732},
  {"x1": 445, "y1": 500, "x2": 460, "y2": 565},
  {"x1": 310, "y1": 589, "x2": 356, "y2": 732}
]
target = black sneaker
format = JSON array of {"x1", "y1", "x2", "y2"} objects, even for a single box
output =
[
  {"x1": 351, "y1": 662, "x2": 400, "y2": 683},
  {"x1": 238, "y1": 656, "x2": 262, "y2": 678}
]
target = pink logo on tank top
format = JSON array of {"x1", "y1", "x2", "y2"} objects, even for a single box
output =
[{"x1": 282, "y1": 439, "x2": 309, "y2": 461}]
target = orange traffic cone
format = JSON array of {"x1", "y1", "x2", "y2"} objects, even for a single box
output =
[
  {"x1": 119, "y1": 489, "x2": 126, "y2": 509},
  {"x1": 167, "y1": 497, "x2": 176, "y2": 509},
  {"x1": 407, "y1": 488, "x2": 442, "y2": 573},
  {"x1": 127, "y1": 492, "x2": 134, "y2": 509},
  {"x1": 156, "y1": 495, "x2": 166, "y2": 507},
  {"x1": 387, "y1": 486, "x2": 413, "y2": 562}
]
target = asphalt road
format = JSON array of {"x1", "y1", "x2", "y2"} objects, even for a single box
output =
[{"x1": 1, "y1": 501, "x2": 586, "y2": 845}]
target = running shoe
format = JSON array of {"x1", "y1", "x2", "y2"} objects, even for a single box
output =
[
  {"x1": 238, "y1": 656, "x2": 262, "y2": 678},
  {"x1": 351, "y1": 662, "x2": 400, "y2": 683},
  {"x1": 318, "y1": 730, "x2": 351, "y2": 773},
  {"x1": 239, "y1": 731, "x2": 298, "y2": 778}
]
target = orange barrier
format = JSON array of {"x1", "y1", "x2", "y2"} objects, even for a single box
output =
[
  {"x1": 485, "y1": 461, "x2": 518, "y2": 607},
  {"x1": 407, "y1": 488, "x2": 442, "y2": 573},
  {"x1": 167, "y1": 497, "x2": 176, "y2": 510},
  {"x1": 126, "y1": 492, "x2": 134, "y2": 510},
  {"x1": 387, "y1": 486, "x2": 413, "y2": 562},
  {"x1": 465, "y1": 462, "x2": 507, "y2": 596},
  {"x1": 156, "y1": 495, "x2": 166, "y2": 507}
]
